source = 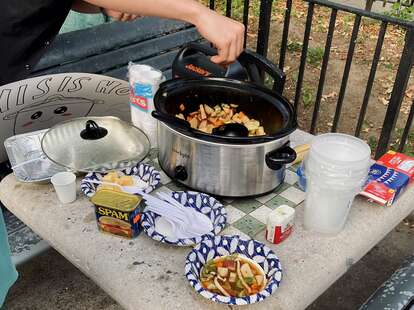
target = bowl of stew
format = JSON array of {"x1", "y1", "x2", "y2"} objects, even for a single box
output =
[{"x1": 184, "y1": 235, "x2": 282, "y2": 305}]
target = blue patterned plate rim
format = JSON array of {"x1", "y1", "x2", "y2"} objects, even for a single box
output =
[
  {"x1": 80, "y1": 162, "x2": 161, "y2": 198},
  {"x1": 141, "y1": 191, "x2": 227, "y2": 247},
  {"x1": 184, "y1": 235, "x2": 283, "y2": 305}
]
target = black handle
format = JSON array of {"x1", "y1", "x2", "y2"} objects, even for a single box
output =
[
  {"x1": 173, "y1": 43, "x2": 244, "y2": 79},
  {"x1": 265, "y1": 145, "x2": 297, "y2": 170},
  {"x1": 238, "y1": 50, "x2": 286, "y2": 94},
  {"x1": 176, "y1": 42, "x2": 218, "y2": 58},
  {"x1": 174, "y1": 165, "x2": 188, "y2": 181},
  {"x1": 80, "y1": 120, "x2": 108, "y2": 140},
  {"x1": 173, "y1": 43, "x2": 286, "y2": 93},
  {"x1": 151, "y1": 110, "x2": 192, "y2": 130}
]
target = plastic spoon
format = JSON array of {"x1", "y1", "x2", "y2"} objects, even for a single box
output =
[
  {"x1": 156, "y1": 192, "x2": 213, "y2": 234},
  {"x1": 140, "y1": 191, "x2": 212, "y2": 237},
  {"x1": 146, "y1": 203, "x2": 205, "y2": 238}
]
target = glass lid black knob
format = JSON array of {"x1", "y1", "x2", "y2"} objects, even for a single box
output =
[{"x1": 80, "y1": 120, "x2": 108, "y2": 140}]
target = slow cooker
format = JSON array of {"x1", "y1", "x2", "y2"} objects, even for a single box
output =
[{"x1": 152, "y1": 43, "x2": 297, "y2": 197}]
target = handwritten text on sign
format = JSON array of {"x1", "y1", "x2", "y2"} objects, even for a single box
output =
[{"x1": 0, "y1": 73, "x2": 131, "y2": 162}]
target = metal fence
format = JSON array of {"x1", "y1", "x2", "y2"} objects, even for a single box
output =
[{"x1": 210, "y1": 0, "x2": 414, "y2": 158}]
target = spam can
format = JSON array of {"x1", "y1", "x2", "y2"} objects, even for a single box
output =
[{"x1": 90, "y1": 189, "x2": 142, "y2": 238}]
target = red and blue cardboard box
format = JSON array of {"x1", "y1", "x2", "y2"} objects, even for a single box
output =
[{"x1": 360, "y1": 151, "x2": 414, "y2": 207}]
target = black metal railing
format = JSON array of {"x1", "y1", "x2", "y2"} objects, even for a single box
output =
[{"x1": 211, "y1": 0, "x2": 414, "y2": 158}]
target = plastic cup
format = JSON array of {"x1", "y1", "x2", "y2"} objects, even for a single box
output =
[
  {"x1": 309, "y1": 133, "x2": 371, "y2": 170},
  {"x1": 304, "y1": 179, "x2": 360, "y2": 234},
  {"x1": 51, "y1": 172, "x2": 77, "y2": 204},
  {"x1": 303, "y1": 133, "x2": 371, "y2": 234}
]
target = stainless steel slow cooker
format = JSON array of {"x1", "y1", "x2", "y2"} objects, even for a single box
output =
[{"x1": 153, "y1": 77, "x2": 297, "y2": 197}]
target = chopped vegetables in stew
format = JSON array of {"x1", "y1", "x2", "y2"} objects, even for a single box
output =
[
  {"x1": 200, "y1": 254, "x2": 267, "y2": 297},
  {"x1": 175, "y1": 103, "x2": 266, "y2": 136}
]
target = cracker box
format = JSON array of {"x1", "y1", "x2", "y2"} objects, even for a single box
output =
[
  {"x1": 360, "y1": 151, "x2": 414, "y2": 206},
  {"x1": 377, "y1": 150, "x2": 414, "y2": 181}
]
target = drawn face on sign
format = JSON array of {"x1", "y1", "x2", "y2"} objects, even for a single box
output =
[{"x1": 3, "y1": 94, "x2": 103, "y2": 134}]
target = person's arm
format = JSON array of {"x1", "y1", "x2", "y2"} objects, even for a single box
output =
[
  {"x1": 83, "y1": 0, "x2": 245, "y2": 64},
  {"x1": 72, "y1": 0, "x2": 101, "y2": 13},
  {"x1": 72, "y1": 0, "x2": 139, "y2": 21}
]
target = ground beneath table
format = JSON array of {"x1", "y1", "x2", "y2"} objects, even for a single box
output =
[{"x1": 3, "y1": 219, "x2": 413, "y2": 310}]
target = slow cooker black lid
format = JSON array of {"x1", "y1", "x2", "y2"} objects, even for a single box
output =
[{"x1": 154, "y1": 77, "x2": 297, "y2": 144}]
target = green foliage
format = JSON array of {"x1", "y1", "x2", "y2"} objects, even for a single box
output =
[
  {"x1": 390, "y1": 128, "x2": 414, "y2": 157},
  {"x1": 342, "y1": 14, "x2": 353, "y2": 33},
  {"x1": 308, "y1": 47, "x2": 324, "y2": 67},
  {"x1": 219, "y1": 0, "x2": 261, "y2": 21},
  {"x1": 367, "y1": 129, "x2": 414, "y2": 157},
  {"x1": 302, "y1": 87, "x2": 314, "y2": 108},
  {"x1": 385, "y1": 2, "x2": 414, "y2": 21},
  {"x1": 367, "y1": 136, "x2": 378, "y2": 152},
  {"x1": 287, "y1": 40, "x2": 302, "y2": 52}
]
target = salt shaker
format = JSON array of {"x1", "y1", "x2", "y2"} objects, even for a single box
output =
[{"x1": 265, "y1": 205, "x2": 295, "y2": 244}]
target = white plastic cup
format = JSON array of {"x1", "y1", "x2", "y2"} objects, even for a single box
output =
[
  {"x1": 51, "y1": 172, "x2": 77, "y2": 204},
  {"x1": 304, "y1": 179, "x2": 360, "y2": 234},
  {"x1": 304, "y1": 133, "x2": 371, "y2": 234}
]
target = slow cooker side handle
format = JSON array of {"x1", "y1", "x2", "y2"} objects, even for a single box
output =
[{"x1": 265, "y1": 145, "x2": 297, "y2": 170}]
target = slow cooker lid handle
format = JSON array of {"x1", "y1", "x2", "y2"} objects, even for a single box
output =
[
  {"x1": 173, "y1": 43, "x2": 248, "y2": 80},
  {"x1": 265, "y1": 145, "x2": 297, "y2": 170},
  {"x1": 238, "y1": 50, "x2": 286, "y2": 94}
]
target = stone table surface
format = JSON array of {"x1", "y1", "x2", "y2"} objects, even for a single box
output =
[{"x1": 1, "y1": 130, "x2": 414, "y2": 310}]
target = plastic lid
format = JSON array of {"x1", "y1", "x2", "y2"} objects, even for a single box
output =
[
  {"x1": 90, "y1": 189, "x2": 141, "y2": 211},
  {"x1": 41, "y1": 116, "x2": 150, "y2": 173},
  {"x1": 309, "y1": 133, "x2": 371, "y2": 170}
]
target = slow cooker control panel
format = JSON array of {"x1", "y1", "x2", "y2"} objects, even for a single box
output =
[{"x1": 174, "y1": 165, "x2": 188, "y2": 181}]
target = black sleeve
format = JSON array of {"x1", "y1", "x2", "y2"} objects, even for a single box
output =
[{"x1": 0, "y1": 0, "x2": 73, "y2": 86}]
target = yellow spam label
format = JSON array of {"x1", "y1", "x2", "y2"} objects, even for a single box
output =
[
  {"x1": 90, "y1": 189, "x2": 141, "y2": 212},
  {"x1": 97, "y1": 206, "x2": 129, "y2": 220}
]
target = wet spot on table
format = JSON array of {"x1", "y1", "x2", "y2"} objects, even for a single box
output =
[
  {"x1": 83, "y1": 212, "x2": 95, "y2": 223},
  {"x1": 157, "y1": 274, "x2": 171, "y2": 281}
]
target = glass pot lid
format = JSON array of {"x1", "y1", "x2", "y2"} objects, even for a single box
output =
[{"x1": 41, "y1": 116, "x2": 150, "y2": 173}]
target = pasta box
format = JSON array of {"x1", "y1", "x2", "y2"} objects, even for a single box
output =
[{"x1": 360, "y1": 151, "x2": 414, "y2": 207}]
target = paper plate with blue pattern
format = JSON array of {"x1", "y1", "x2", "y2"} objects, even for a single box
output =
[
  {"x1": 80, "y1": 162, "x2": 161, "y2": 198},
  {"x1": 141, "y1": 191, "x2": 227, "y2": 246},
  {"x1": 185, "y1": 235, "x2": 283, "y2": 305}
]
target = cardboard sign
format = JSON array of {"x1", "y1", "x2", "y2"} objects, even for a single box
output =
[{"x1": 0, "y1": 73, "x2": 130, "y2": 162}]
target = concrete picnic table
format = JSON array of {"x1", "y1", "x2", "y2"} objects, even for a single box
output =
[{"x1": 1, "y1": 130, "x2": 413, "y2": 310}]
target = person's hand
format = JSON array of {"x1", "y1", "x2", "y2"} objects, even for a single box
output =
[
  {"x1": 104, "y1": 9, "x2": 140, "y2": 21},
  {"x1": 194, "y1": 9, "x2": 245, "y2": 65}
]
